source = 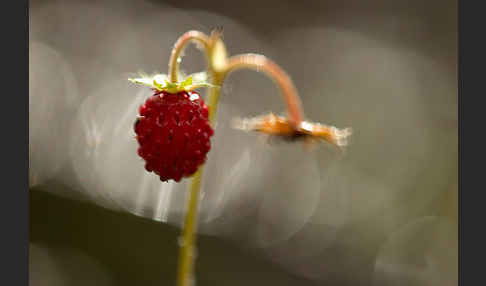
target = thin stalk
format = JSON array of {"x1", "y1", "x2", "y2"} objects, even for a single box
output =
[
  {"x1": 169, "y1": 31, "x2": 224, "y2": 286},
  {"x1": 206, "y1": 75, "x2": 223, "y2": 123},
  {"x1": 176, "y1": 168, "x2": 202, "y2": 286},
  {"x1": 175, "y1": 77, "x2": 222, "y2": 286},
  {"x1": 169, "y1": 31, "x2": 210, "y2": 83},
  {"x1": 170, "y1": 31, "x2": 305, "y2": 286},
  {"x1": 223, "y1": 54, "x2": 304, "y2": 128}
]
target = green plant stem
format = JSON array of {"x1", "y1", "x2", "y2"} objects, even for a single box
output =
[
  {"x1": 176, "y1": 168, "x2": 202, "y2": 286},
  {"x1": 171, "y1": 30, "x2": 304, "y2": 286},
  {"x1": 207, "y1": 75, "x2": 223, "y2": 124},
  {"x1": 169, "y1": 30, "x2": 225, "y2": 286},
  {"x1": 176, "y1": 78, "x2": 222, "y2": 286}
]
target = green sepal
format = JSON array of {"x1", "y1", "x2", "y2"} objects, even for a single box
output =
[{"x1": 128, "y1": 72, "x2": 218, "y2": 93}]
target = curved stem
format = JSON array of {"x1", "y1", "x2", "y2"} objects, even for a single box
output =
[
  {"x1": 176, "y1": 84, "x2": 222, "y2": 286},
  {"x1": 171, "y1": 32, "x2": 306, "y2": 286},
  {"x1": 223, "y1": 54, "x2": 305, "y2": 128},
  {"x1": 168, "y1": 31, "x2": 210, "y2": 83},
  {"x1": 169, "y1": 31, "x2": 210, "y2": 286},
  {"x1": 171, "y1": 31, "x2": 223, "y2": 286}
]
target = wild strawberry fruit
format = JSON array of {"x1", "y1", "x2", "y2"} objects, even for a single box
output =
[{"x1": 134, "y1": 90, "x2": 214, "y2": 182}]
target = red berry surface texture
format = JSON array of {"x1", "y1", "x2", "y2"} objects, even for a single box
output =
[{"x1": 134, "y1": 90, "x2": 214, "y2": 182}]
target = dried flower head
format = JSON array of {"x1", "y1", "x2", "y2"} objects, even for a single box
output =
[{"x1": 233, "y1": 113, "x2": 352, "y2": 148}]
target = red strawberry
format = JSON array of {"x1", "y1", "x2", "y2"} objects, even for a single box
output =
[{"x1": 134, "y1": 90, "x2": 214, "y2": 182}]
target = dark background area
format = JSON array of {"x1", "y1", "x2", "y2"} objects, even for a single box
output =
[{"x1": 30, "y1": 189, "x2": 319, "y2": 286}]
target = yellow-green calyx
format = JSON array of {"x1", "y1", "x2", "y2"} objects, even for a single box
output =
[{"x1": 129, "y1": 72, "x2": 218, "y2": 93}]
